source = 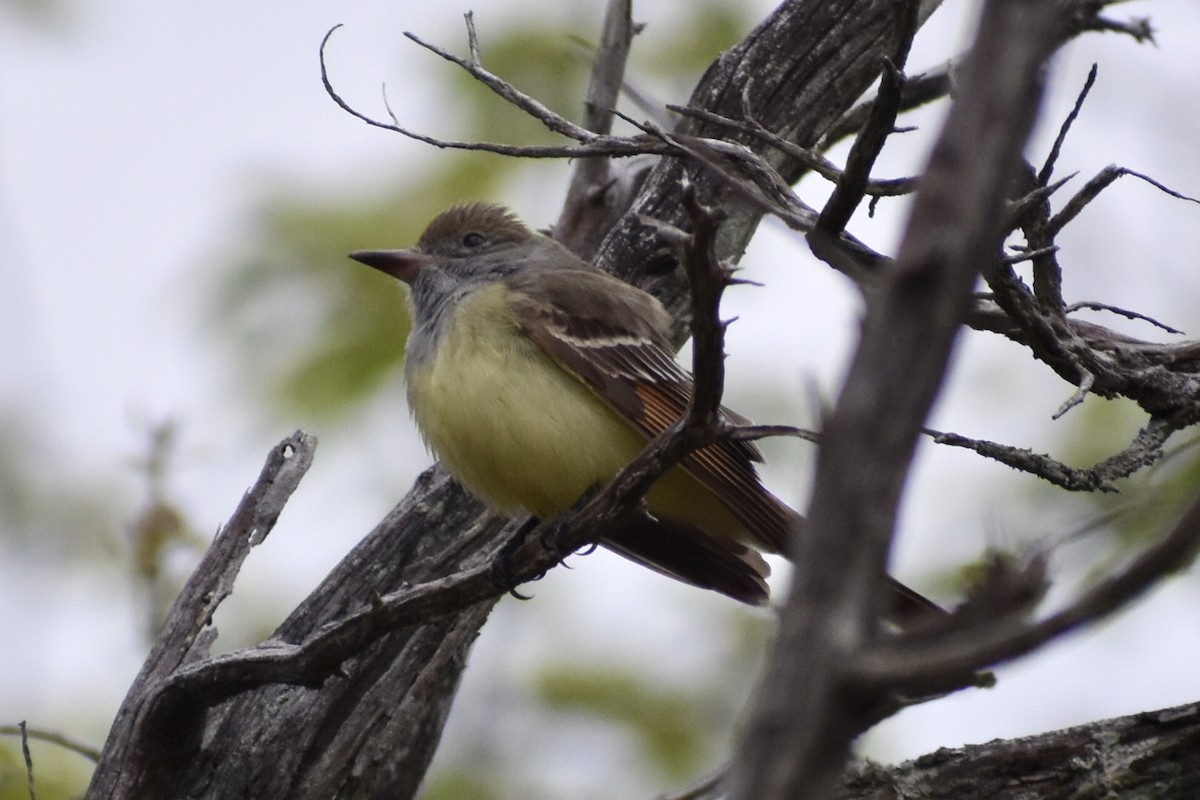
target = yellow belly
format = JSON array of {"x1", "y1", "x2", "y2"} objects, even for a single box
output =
[{"x1": 405, "y1": 284, "x2": 744, "y2": 535}]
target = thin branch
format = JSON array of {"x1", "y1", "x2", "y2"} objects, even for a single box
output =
[
  {"x1": 0, "y1": 725, "x2": 101, "y2": 763},
  {"x1": 677, "y1": 189, "x2": 732, "y2": 426},
  {"x1": 319, "y1": 24, "x2": 670, "y2": 159},
  {"x1": 729, "y1": 424, "x2": 822, "y2": 446},
  {"x1": 402, "y1": 25, "x2": 597, "y2": 142},
  {"x1": 1052, "y1": 368, "x2": 1095, "y2": 419},
  {"x1": 636, "y1": 188, "x2": 736, "y2": 428},
  {"x1": 1038, "y1": 63, "x2": 1097, "y2": 185},
  {"x1": 463, "y1": 11, "x2": 481, "y2": 66},
  {"x1": 928, "y1": 429, "x2": 1116, "y2": 492},
  {"x1": 1004, "y1": 172, "x2": 1074, "y2": 226},
  {"x1": 1064, "y1": 300, "x2": 1183, "y2": 335},
  {"x1": 1083, "y1": 14, "x2": 1155, "y2": 42},
  {"x1": 927, "y1": 414, "x2": 1178, "y2": 492},
  {"x1": 815, "y1": 53, "x2": 902, "y2": 232},
  {"x1": 20, "y1": 721, "x2": 37, "y2": 800},
  {"x1": 1046, "y1": 165, "x2": 1200, "y2": 238},
  {"x1": 1003, "y1": 244, "x2": 1059, "y2": 265},
  {"x1": 669, "y1": 104, "x2": 919, "y2": 198}
]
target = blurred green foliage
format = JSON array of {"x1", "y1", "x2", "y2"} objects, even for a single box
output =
[
  {"x1": 535, "y1": 666, "x2": 712, "y2": 778},
  {"x1": 1052, "y1": 395, "x2": 1200, "y2": 548},
  {"x1": 0, "y1": 0, "x2": 68, "y2": 29},
  {"x1": 421, "y1": 769, "x2": 503, "y2": 800},
  {"x1": 0, "y1": 415, "x2": 122, "y2": 561},
  {"x1": 0, "y1": 738, "x2": 92, "y2": 800}
]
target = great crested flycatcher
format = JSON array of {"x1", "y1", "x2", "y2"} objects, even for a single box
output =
[{"x1": 350, "y1": 203, "x2": 942, "y2": 623}]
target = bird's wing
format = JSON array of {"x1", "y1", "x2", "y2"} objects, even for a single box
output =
[{"x1": 505, "y1": 267, "x2": 795, "y2": 553}]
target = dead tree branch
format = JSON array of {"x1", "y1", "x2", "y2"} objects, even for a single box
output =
[{"x1": 730, "y1": 1, "x2": 1074, "y2": 796}]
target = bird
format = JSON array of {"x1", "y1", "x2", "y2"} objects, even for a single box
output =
[{"x1": 350, "y1": 203, "x2": 943, "y2": 624}]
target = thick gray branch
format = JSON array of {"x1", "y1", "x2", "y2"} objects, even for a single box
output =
[{"x1": 729, "y1": 0, "x2": 1067, "y2": 797}]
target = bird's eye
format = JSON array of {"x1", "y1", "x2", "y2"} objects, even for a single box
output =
[{"x1": 462, "y1": 231, "x2": 486, "y2": 248}]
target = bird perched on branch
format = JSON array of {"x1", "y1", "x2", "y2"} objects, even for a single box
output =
[{"x1": 351, "y1": 203, "x2": 942, "y2": 625}]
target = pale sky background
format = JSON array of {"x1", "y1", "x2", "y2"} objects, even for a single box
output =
[{"x1": 3, "y1": 0, "x2": 1200, "y2": 795}]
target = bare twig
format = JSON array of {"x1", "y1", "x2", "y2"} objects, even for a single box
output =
[
  {"x1": 1003, "y1": 244, "x2": 1059, "y2": 265},
  {"x1": 1082, "y1": 13, "x2": 1155, "y2": 42},
  {"x1": 0, "y1": 724, "x2": 101, "y2": 763},
  {"x1": 320, "y1": 24, "x2": 670, "y2": 159},
  {"x1": 1064, "y1": 300, "x2": 1183, "y2": 334},
  {"x1": 20, "y1": 721, "x2": 37, "y2": 800},
  {"x1": 463, "y1": 11, "x2": 481, "y2": 66},
  {"x1": 403, "y1": 23, "x2": 595, "y2": 142},
  {"x1": 1004, "y1": 172, "x2": 1074, "y2": 226},
  {"x1": 1052, "y1": 368, "x2": 1095, "y2": 419},
  {"x1": 1038, "y1": 63, "x2": 1098, "y2": 185},
  {"x1": 820, "y1": 62, "x2": 957, "y2": 149},
  {"x1": 1046, "y1": 165, "x2": 1200, "y2": 238},
  {"x1": 669, "y1": 104, "x2": 919, "y2": 198},
  {"x1": 729, "y1": 424, "x2": 821, "y2": 446},
  {"x1": 928, "y1": 414, "x2": 1181, "y2": 493},
  {"x1": 677, "y1": 189, "x2": 732, "y2": 426}
]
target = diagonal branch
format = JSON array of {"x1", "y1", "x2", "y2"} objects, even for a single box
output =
[
  {"x1": 669, "y1": 104, "x2": 919, "y2": 198},
  {"x1": 854, "y1": 488, "x2": 1200, "y2": 694},
  {"x1": 320, "y1": 24, "x2": 669, "y2": 159},
  {"x1": 729, "y1": 0, "x2": 1070, "y2": 796},
  {"x1": 1046, "y1": 164, "x2": 1200, "y2": 238},
  {"x1": 926, "y1": 414, "x2": 1181, "y2": 493},
  {"x1": 86, "y1": 431, "x2": 317, "y2": 798}
]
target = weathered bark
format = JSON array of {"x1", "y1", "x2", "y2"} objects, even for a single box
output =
[
  {"x1": 840, "y1": 700, "x2": 1200, "y2": 800},
  {"x1": 85, "y1": 439, "x2": 507, "y2": 799},
  {"x1": 594, "y1": 0, "x2": 936, "y2": 322}
]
